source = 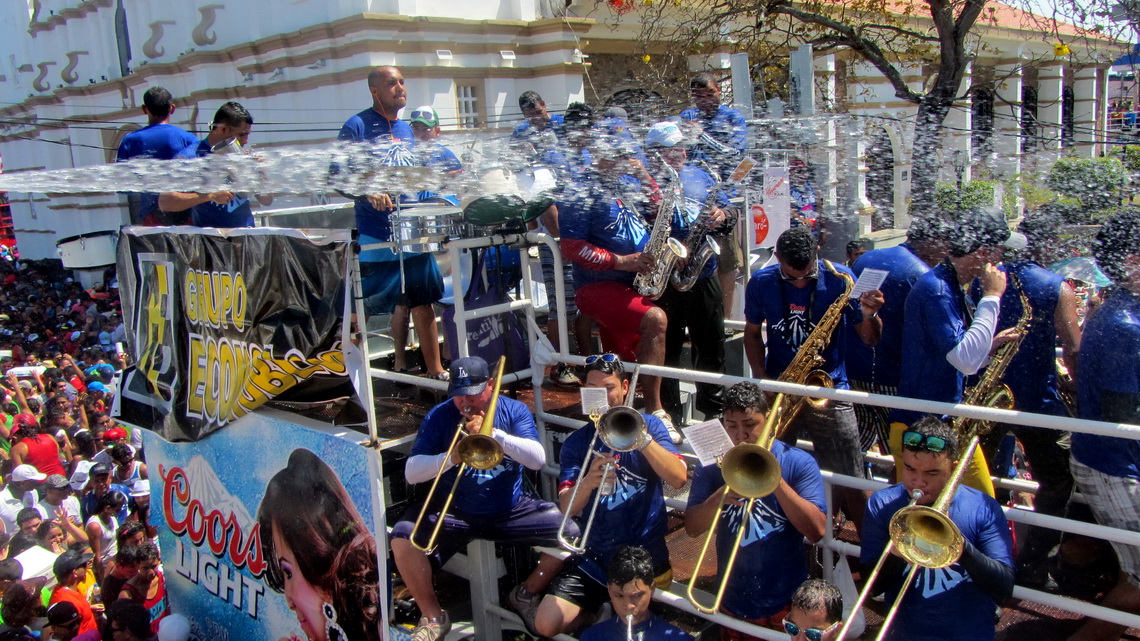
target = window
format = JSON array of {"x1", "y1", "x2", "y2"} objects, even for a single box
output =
[
  {"x1": 456, "y1": 84, "x2": 479, "y2": 129},
  {"x1": 1021, "y1": 86, "x2": 1039, "y2": 153},
  {"x1": 1062, "y1": 86, "x2": 1075, "y2": 147},
  {"x1": 972, "y1": 88, "x2": 994, "y2": 156}
]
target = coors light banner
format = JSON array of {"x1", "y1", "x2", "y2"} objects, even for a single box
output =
[{"x1": 117, "y1": 226, "x2": 352, "y2": 441}]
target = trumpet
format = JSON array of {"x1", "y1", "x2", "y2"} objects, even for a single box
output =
[
  {"x1": 409, "y1": 356, "x2": 507, "y2": 553},
  {"x1": 626, "y1": 614, "x2": 634, "y2": 641},
  {"x1": 558, "y1": 367, "x2": 646, "y2": 553}
]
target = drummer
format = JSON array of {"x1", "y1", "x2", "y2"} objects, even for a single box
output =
[{"x1": 336, "y1": 66, "x2": 449, "y2": 381}]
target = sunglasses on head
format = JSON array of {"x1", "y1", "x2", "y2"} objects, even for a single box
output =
[
  {"x1": 452, "y1": 375, "x2": 487, "y2": 389},
  {"x1": 783, "y1": 619, "x2": 839, "y2": 641},
  {"x1": 409, "y1": 110, "x2": 435, "y2": 123},
  {"x1": 902, "y1": 430, "x2": 948, "y2": 454},
  {"x1": 584, "y1": 353, "x2": 623, "y2": 373}
]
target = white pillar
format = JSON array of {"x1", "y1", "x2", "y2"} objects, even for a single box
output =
[
  {"x1": 943, "y1": 63, "x2": 973, "y2": 184},
  {"x1": 815, "y1": 54, "x2": 839, "y2": 222},
  {"x1": 1073, "y1": 66, "x2": 1099, "y2": 157},
  {"x1": 994, "y1": 63, "x2": 1023, "y2": 179},
  {"x1": 1038, "y1": 62, "x2": 1064, "y2": 151}
]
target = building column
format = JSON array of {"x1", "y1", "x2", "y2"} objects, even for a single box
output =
[
  {"x1": 994, "y1": 63, "x2": 1023, "y2": 179},
  {"x1": 942, "y1": 62, "x2": 973, "y2": 184},
  {"x1": 1073, "y1": 66, "x2": 1099, "y2": 157},
  {"x1": 814, "y1": 53, "x2": 839, "y2": 225},
  {"x1": 1038, "y1": 62, "x2": 1064, "y2": 151}
]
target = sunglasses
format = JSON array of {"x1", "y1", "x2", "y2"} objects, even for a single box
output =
[
  {"x1": 780, "y1": 265, "x2": 819, "y2": 282},
  {"x1": 584, "y1": 353, "x2": 624, "y2": 374},
  {"x1": 901, "y1": 430, "x2": 948, "y2": 454},
  {"x1": 782, "y1": 619, "x2": 839, "y2": 641},
  {"x1": 451, "y1": 375, "x2": 488, "y2": 389},
  {"x1": 409, "y1": 110, "x2": 436, "y2": 124}
]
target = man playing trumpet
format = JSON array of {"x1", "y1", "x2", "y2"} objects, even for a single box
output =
[{"x1": 860, "y1": 416, "x2": 1014, "y2": 641}]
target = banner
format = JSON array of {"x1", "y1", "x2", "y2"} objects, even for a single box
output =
[
  {"x1": 117, "y1": 226, "x2": 352, "y2": 441},
  {"x1": 142, "y1": 412, "x2": 388, "y2": 641}
]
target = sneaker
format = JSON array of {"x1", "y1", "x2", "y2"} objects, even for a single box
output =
[
  {"x1": 412, "y1": 612, "x2": 451, "y2": 641},
  {"x1": 506, "y1": 584, "x2": 541, "y2": 636},
  {"x1": 430, "y1": 370, "x2": 450, "y2": 382},
  {"x1": 550, "y1": 363, "x2": 581, "y2": 387},
  {"x1": 652, "y1": 409, "x2": 682, "y2": 444}
]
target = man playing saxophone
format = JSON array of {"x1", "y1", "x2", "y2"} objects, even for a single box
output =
[
  {"x1": 860, "y1": 416, "x2": 1014, "y2": 641},
  {"x1": 644, "y1": 121, "x2": 732, "y2": 425},
  {"x1": 559, "y1": 134, "x2": 676, "y2": 440},
  {"x1": 743, "y1": 226, "x2": 884, "y2": 529}
]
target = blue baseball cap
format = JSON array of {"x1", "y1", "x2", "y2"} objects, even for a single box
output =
[{"x1": 448, "y1": 357, "x2": 490, "y2": 398}]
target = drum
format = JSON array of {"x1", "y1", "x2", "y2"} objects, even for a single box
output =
[
  {"x1": 518, "y1": 166, "x2": 558, "y2": 223},
  {"x1": 56, "y1": 230, "x2": 118, "y2": 269},
  {"x1": 462, "y1": 166, "x2": 526, "y2": 228},
  {"x1": 392, "y1": 205, "x2": 463, "y2": 253}
]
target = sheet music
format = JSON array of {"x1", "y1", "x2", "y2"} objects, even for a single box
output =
[
  {"x1": 579, "y1": 388, "x2": 609, "y2": 417},
  {"x1": 849, "y1": 268, "x2": 888, "y2": 298},
  {"x1": 682, "y1": 419, "x2": 735, "y2": 467}
]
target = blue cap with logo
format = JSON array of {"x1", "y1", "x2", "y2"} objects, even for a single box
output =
[{"x1": 448, "y1": 356, "x2": 490, "y2": 398}]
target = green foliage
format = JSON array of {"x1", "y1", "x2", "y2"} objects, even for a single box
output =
[
  {"x1": 934, "y1": 180, "x2": 998, "y2": 215},
  {"x1": 1045, "y1": 157, "x2": 1126, "y2": 211},
  {"x1": 1108, "y1": 145, "x2": 1140, "y2": 172}
]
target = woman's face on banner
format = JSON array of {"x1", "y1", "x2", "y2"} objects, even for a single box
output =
[{"x1": 273, "y1": 523, "x2": 333, "y2": 641}]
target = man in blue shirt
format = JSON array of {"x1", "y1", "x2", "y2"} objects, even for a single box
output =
[
  {"x1": 159, "y1": 102, "x2": 273, "y2": 228},
  {"x1": 335, "y1": 67, "x2": 447, "y2": 380},
  {"x1": 390, "y1": 357, "x2": 570, "y2": 641},
  {"x1": 784, "y1": 579, "x2": 844, "y2": 641},
  {"x1": 892, "y1": 210, "x2": 1022, "y2": 497},
  {"x1": 577, "y1": 546, "x2": 690, "y2": 641},
  {"x1": 116, "y1": 87, "x2": 199, "y2": 226},
  {"x1": 687, "y1": 382, "x2": 827, "y2": 634},
  {"x1": 743, "y1": 226, "x2": 883, "y2": 529},
  {"x1": 1067, "y1": 210, "x2": 1140, "y2": 641},
  {"x1": 525, "y1": 354, "x2": 686, "y2": 637},
  {"x1": 848, "y1": 217, "x2": 950, "y2": 452},
  {"x1": 512, "y1": 91, "x2": 565, "y2": 162},
  {"x1": 861, "y1": 416, "x2": 1014, "y2": 641}
]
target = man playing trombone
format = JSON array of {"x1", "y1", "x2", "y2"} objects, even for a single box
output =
[
  {"x1": 859, "y1": 416, "x2": 1014, "y2": 641},
  {"x1": 523, "y1": 354, "x2": 687, "y2": 637},
  {"x1": 578, "y1": 546, "x2": 690, "y2": 641},
  {"x1": 390, "y1": 357, "x2": 569, "y2": 641},
  {"x1": 685, "y1": 381, "x2": 827, "y2": 638}
]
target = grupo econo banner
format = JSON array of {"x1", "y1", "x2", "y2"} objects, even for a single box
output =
[{"x1": 117, "y1": 226, "x2": 352, "y2": 442}]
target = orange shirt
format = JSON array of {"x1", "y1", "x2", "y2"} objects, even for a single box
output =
[{"x1": 49, "y1": 585, "x2": 98, "y2": 634}]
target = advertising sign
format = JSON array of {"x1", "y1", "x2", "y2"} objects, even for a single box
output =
[{"x1": 143, "y1": 413, "x2": 387, "y2": 641}]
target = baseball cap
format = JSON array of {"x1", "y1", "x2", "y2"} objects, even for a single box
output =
[
  {"x1": 645, "y1": 121, "x2": 687, "y2": 148},
  {"x1": 158, "y1": 614, "x2": 192, "y2": 641},
  {"x1": 448, "y1": 356, "x2": 490, "y2": 398},
  {"x1": 53, "y1": 550, "x2": 94, "y2": 579},
  {"x1": 129, "y1": 478, "x2": 151, "y2": 498},
  {"x1": 16, "y1": 380, "x2": 32, "y2": 391},
  {"x1": 44, "y1": 474, "x2": 70, "y2": 490},
  {"x1": 69, "y1": 460, "x2": 96, "y2": 491},
  {"x1": 46, "y1": 600, "x2": 82, "y2": 626},
  {"x1": 11, "y1": 465, "x2": 46, "y2": 483},
  {"x1": 104, "y1": 427, "x2": 128, "y2": 442},
  {"x1": 86, "y1": 381, "x2": 106, "y2": 393},
  {"x1": 90, "y1": 462, "x2": 112, "y2": 477},
  {"x1": 12, "y1": 413, "x2": 37, "y2": 429},
  {"x1": 2, "y1": 580, "x2": 44, "y2": 616},
  {"x1": 409, "y1": 106, "x2": 439, "y2": 128}
]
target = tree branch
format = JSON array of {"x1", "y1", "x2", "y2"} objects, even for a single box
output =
[{"x1": 860, "y1": 22, "x2": 941, "y2": 42}]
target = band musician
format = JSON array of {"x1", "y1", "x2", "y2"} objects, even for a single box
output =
[
  {"x1": 685, "y1": 382, "x2": 826, "y2": 638},
  {"x1": 860, "y1": 416, "x2": 1014, "y2": 641},
  {"x1": 578, "y1": 546, "x2": 690, "y2": 641}
]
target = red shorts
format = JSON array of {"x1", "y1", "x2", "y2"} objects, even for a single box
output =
[
  {"x1": 719, "y1": 605, "x2": 791, "y2": 641},
  {"x1": 575, "y1": 280, "x2": 658, "y2": 362}
]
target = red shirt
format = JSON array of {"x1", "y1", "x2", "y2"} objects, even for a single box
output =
[
  {"x1": 21, "y1": 433, "x2": 65, "y2": 476},
  {"x1": 50, "y1": 586, "x2": 98, "y2": 634}
]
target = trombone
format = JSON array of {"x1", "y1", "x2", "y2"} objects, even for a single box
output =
[
  {"x1": 558, "y1": 367, "x2": 646, "y2": 554},
  {"x1": 409, "y1": 356, "x2": 507, "y2": 554}
]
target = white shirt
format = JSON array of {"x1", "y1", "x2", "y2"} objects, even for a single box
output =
[
  {"x1": 36, "y1": 495, "x2": 82, "y2": 525},
  {"x1": 0, "y1": 486, "x2": 35, "y2": 535}
]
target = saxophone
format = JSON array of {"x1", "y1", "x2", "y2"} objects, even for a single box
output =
[
  {"x1": 765, "y1": 260, "x2": 855, "y2": 437},
  {"x1": 951, "y1": 273, "x2": 1032, "y2": 439},
  {"x1": 634, "y1": 160, "x2": 689, "y2": 299},
  {"x1": 671, "y1": 163, "x2": 725, "y2": 292}
]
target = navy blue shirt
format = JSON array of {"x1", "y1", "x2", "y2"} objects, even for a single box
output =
[
  {"x1": 559, "y1": 414, "x2": 679, "y2": 582},
  {"x1": 176, "y1": 139, "x2": 254, "y2": 227},
  {"x1": 848, "y1": 243, "x2": 931, "y2": 387},
  {"x1": 410, "y1": 397, "x2": 537, "y2": 516},
  {"x1": 687, "y1": 441, "x2": 825, "y2": 618},
  {"x1": 80, "y1": 484, "x2": 131, "y2": 523},
  {"x1": 579, "y1": 614, "x2": 690, "y2": 641},
  {"x1": 1074, "y1": 288, "x2": 1140, "y2": 479},
  {"x1": 559, "y1": 173, "x2": 650, "y2": 288},
  {"x1": 862, "y1": 484, "x2": 1014, "y2": 641},
  {"x1": 116, "y1": 123, "x2": 199, "y2": 220},
  {"x1": 744, "y1": 260, "x2": 861, "y2": 389},
  {"x1": 337, "y1": 108, "x2": 415, "y2": 241}
]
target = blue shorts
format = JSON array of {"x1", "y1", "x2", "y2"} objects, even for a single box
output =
[{"x1": 358, "y1": 233, "x2": 443, "y2": 315}]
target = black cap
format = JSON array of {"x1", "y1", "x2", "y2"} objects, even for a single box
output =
[
  {"x1": 46, "y1": 600, "x2": 81, "y2": 626},
  {"x1": 53, "y1": 550, "x2": 93, "y2": 580},
  {"x1": 90, "y1": 463, "x2": 112, "y2": 477},
  {"x1": 448, "y1": 357, "x2": 491, "y2": 398}
]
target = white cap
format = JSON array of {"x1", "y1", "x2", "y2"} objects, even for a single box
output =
[
  {"x1": 11, "y1": 465, "x2": 46, "y2": 483},
  {"x1": 130, "y1": 478, "x2": 151, "y2": 498},
  {"x1": 69, "y1": 460, "x2": 96, "y2": 491},
  {"x1": 645, "y1": 121, "x2": 686, "y2": 148},
  {"x1": 157, "y1": 614, "x2": 192, "y2": 641}
]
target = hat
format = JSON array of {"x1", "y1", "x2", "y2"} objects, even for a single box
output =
[
  {"x1": 46, "y1": 600, "x2": 81, "y2": 626},
  {"x1": 68, "y1": 331, "x2": 81, "y2": 341},
  {"x1": 69, "y1": 460, "x2": 96, "y2": 491},
  {"x1": 11, "y1": 464, "x2": 46, "y2": 483},
  {"x1": 90, "y1": 462, "x2": 112, "y2": 477},
  {"x1": 448, "y1": 356, "x2": 491, "y2": 398},
  {"x1": 12, "y1": 413, "x2": 37, "y2": 429},
  {"x1": 129, "y1": 478, "x2": 151, "y2": 498},
  {"x1": 86, "y1": 381, "x2": 106, "y2": 393},
  {"x1": 44, "y1": 474, "x2": 70, "y2": 490},
  {"x1": 2, "y1": 580, "x2": 42, "y2": 615},
  {"x1": 409, "y1": 105, "x2": 439, "y2": 128},
  {"x1": 1005, "y1": 230, "x2": 1028, "y2": 252},
  {"x1": 645, "y1": 121, "x2": 687, "y2": 148},
  {"x1": 158, "y1": 614, "x2": 192, "y2": 641},
  {"x1": 16, "y1": 380, "x2": 32, "y2": 391},
  {"x1": 53, "y1": 550, "x2": 93, "y2": 579},
  {"x1": 104, "y1": 427, "x2": 127, "y2": 442}
]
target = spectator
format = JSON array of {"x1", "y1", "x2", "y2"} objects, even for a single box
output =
[
  {"x1": 79, "y1": 464, "x2": 130, "y2": 523},
  {"x1": 85, "y1": 491, "x2": 126, "y2": 580},
  {"x1": 0, "y1": 466, "x2": 44, "y2": 535},
  {"x1": 0, "y1": 580, "x2": 46, "y2": 640},
  {"x1": 49, "y1": 550, "x2": 99, "y2": 634},
  {"x1": 106, "y1": 599, "x2": 154, "y2": 641},
  {"x1": 117, "y1": 543, "x2": 169, "y2": 635},
  {"x1": 47, "y1": 600, "x2": 102, "y2": 641},
  {"x1": 101, "y1": 545, "x2": 141, "y2": 610}
]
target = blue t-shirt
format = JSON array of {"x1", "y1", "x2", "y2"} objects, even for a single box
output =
[
  {"x1": 579, "y1": 613, "x2": 690, "y2": 641},
  {"x1": 410, "y1": 396, "x2": 537, "y2": 516},
  {"x1": 847, "y1": 243, "x2": 931, "y2": 387},
  {"x1": 686, "y1": 441, "x2": 825, "y2": 619},
  {"x1": 894, "y1": 262, "x2": 973, "y2": 426},
  {"x1": 743, "y1": 260, "x2": 861, "y2": 389},
  {"x1": 402, "y1": 141, "x2": 462, "y2": 204},
  {"x1": 558, "y1": 173, "x2": 650, "y2": 288},
  {"x1": 861, "y1": 484, "x2": 1014, "y2": 641},
  {"x1": 661, "y1": 165, "x2": 729, "y2": 279},
  {"x1": 512, "y1": 114, "x2": 565, "y2": 150},
  {"x1": 1074, "y1": 288, "x2": 1140, "y2": 479},
  {"x1": 80, "y1": 484, "x2": 131, "y2": 523},
  {"x1": 559, "y1": 413, "x2": 679, "y2": 582},
  {"x1": 337, "y1": 108, "x2": 415, "y2": 241},
  {"x1": 680, "y1": 105, "x2": 747, "y2": 179},
  {"x1": 116, "y1": 123, "x2": 200, "y2": 219},
  {"x1": 970, "y1": 261, "x2": 1065, "y2": 416},
  {"x1": 175, "y1": 139, "x2": 255, "y2": 227}
]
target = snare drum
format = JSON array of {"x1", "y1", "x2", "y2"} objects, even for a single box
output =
[{"x1": 392, "y1": 205, "x2": 463, "y2": 253}]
